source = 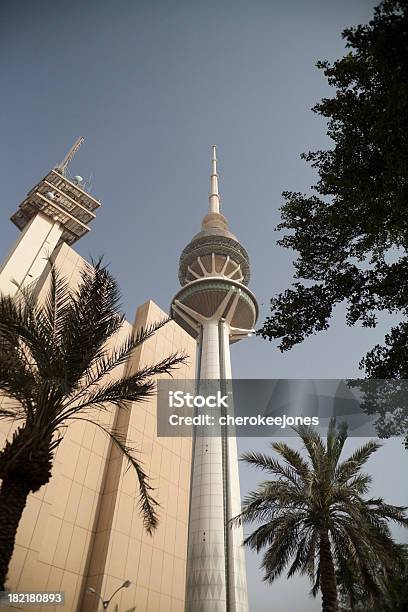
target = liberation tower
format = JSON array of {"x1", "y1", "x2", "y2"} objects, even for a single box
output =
[{"x1": 171, "y1": 146, "x2": 258, "y2": 612}]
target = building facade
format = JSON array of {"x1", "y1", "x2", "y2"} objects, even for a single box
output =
[
  {"x1": 0, "y1": 146, "x2": 195, "y2": 612},
  {"x1": 0, "y1": 144, "x2": 254, "y2": 611}
]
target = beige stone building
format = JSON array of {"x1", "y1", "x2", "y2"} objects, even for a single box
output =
[{"x1": 0, "y1": 145, "x2": 196, "y2": 612}]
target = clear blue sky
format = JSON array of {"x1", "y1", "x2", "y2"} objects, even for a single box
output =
[{"x1": 1, "y1": 1, "x2": 405, "y2": 610}]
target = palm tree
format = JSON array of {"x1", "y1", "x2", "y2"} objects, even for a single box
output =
[
  {"x1": 0, "y1": 260, "x2": 186, "y2": 590},
  {"x1": 235, "y1": 419, "x2": 408, "y2": 612}
]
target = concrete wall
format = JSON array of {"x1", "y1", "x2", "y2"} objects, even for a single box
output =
[
  {"x1": 0, "y1": 213, "x2": 63, "y2": 297},
  {"x1": 82, "y1": 300, "x2": 195, "y2": 612}
]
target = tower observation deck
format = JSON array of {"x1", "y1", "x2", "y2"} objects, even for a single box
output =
[{"x1": 171, "y1": 147, "x2": 258, "y2": 612}]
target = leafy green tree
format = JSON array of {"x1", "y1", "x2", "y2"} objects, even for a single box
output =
[
  {"x1": 0, "y1": 261, "x2": 186, "y2": 590},
  {"x1": 337, "y1": 544, "x2": 408, "y2": 611},
  {"x1": 348, "y1": 377, "x2": 408, "y2": 442},
  {"x1": 382, "y1": 544, "x2": 408, "y2": 610},
  {"x1": 259, "y1": 0, "x2": 408, "y2": 377},
  {"x1": 235, "y1": 419, "x2": 408, "y2": 612}
]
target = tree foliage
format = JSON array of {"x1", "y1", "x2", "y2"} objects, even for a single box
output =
[
  {"x1": 259, "y1": 0, "x2": 408, "y2": 376},
  {"x1": 337, "y1": 544, "x2": 408, "y2": 611},
  {"x1": 235, "y1": 419, "x2": 408, "y2": 612}
]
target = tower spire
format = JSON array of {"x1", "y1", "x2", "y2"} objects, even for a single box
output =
[{"x1": 209, "y1": 144, "x2": 220, "y2": 214}]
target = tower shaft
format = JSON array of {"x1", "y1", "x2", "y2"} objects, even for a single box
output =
[{"x1": 185, "y1": 318, "x2": 248, "y2": 612}]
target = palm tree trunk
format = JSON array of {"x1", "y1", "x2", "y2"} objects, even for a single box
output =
[
  {"x1": 0, "y1": 477, "x2": 31, "y2": 590},
  {"x1": 319, "y1": 528, "x2": 339, "y2": 612}
]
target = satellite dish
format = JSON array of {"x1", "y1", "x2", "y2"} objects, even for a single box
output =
[
  {"x1": 73, "y1": 175, "x2": 83, "y2": 185},
  {"x1": 46, "y1": 191, "x2": 55, "y2": 200}
]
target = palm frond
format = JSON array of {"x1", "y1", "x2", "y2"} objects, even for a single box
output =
[
  {"x1": 335, "y1": 441, "x2": 382, "y2": 483},
  {"x1": 260, "y1": 516, "x2": 303, "y2": 582},
  {"x1": 0, "y1": 339, "x2": 36, "y2": 412},
  {"x1": 310, "y1": 564, "x2": 321, "y2": 598},
  {"x1": 292, "y1": 422, "x2": 325, "y2": 471},
  {"x1": 57, "y1": 259, "x2": 125, "y2": 388},
  {"x1": 58, "y1": 352, "x2": 186, "y2": 422},
  {"x1": 287, "y1": 526, "x2": 316, "y2": 578},
  {"x1": 67, "y1": 417, "x2": 159, "y2": 533},
  {"x1": 0, "y1": 407, "x2": 25, "y2": 421},
  {"x1": 40, "y1": 261, "x2": 72, "y2": 349},
  {"x1": 106, "y1": 427, "x2": 159, "y2": 534},
  {"x1": 326, "y1": 418, "x2": 348, "y2": 472},
  {"x1": 270, "y1": 442, "x2": 311, "y2": 483},
  {"x1": 0, "y1": 293, "x2": 52, "y2": 380},
  {"x1": 81, "y1": 318, "x2": 175, "y2": 392}
]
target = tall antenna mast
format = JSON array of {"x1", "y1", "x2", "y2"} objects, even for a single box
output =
[
  {"x1": 56, "y1": 137, "x2": 85, "y2": 176},
  {"x1": 209, "y1": 144, "x2": 221, "y2": 214}
]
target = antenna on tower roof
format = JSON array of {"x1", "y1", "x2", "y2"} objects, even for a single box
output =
[
  {"x1": 56, "y1": 137, "x2": 85, "y2": 177},
  {"x1": 209, "y1": 144, "x2": 221, "y2": 214}
]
